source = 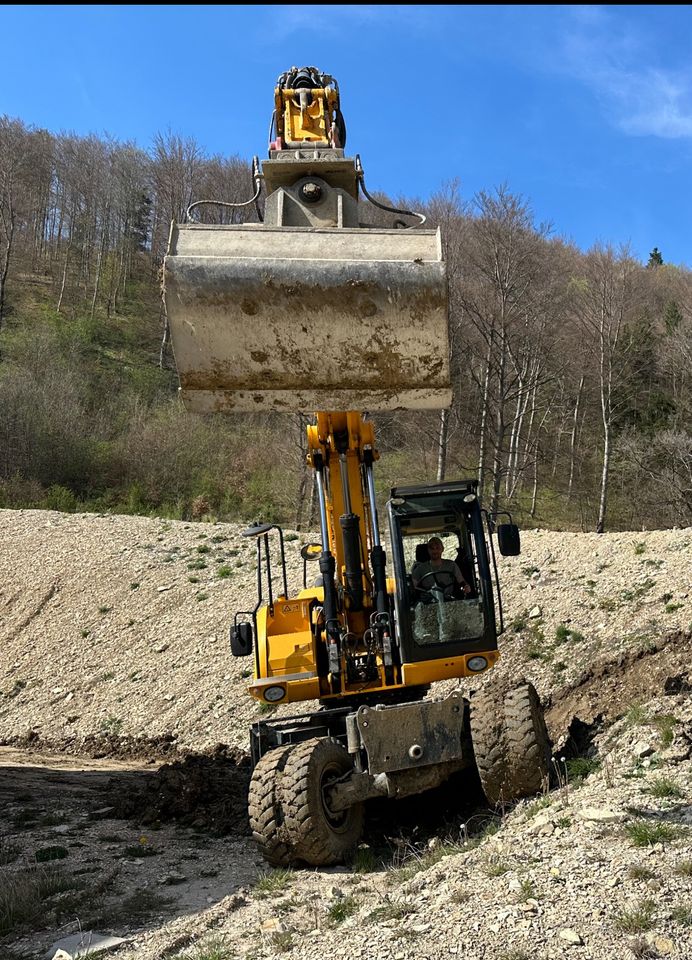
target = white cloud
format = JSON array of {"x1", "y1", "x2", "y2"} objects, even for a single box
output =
[{"x1": 557, "y1": 8, "x2": 692, "y2": 139}]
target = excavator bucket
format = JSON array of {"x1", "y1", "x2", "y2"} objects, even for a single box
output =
[{"x1": 163, "y1": 223, "x2": 451, "y2": 413}]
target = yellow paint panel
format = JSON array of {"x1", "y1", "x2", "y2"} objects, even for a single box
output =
[{"x1": 402, "y1": 650, "x2": 500, "y2": 686}]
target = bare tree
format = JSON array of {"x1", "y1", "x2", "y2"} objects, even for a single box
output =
[{"x1": 572, "y1": 245, "x2": 641, "y2": 532}]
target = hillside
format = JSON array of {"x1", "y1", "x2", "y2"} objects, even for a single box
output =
[{"x1": 0, "y1": 510, "x2": 690, "y2": 960}]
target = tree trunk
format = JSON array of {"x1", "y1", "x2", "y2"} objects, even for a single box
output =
[
  {"x1": 477, "y1": 342, "x2": 493, "y2": 500},
  {"x1": 0, "y1": 211, "x2": 14, "y2": 331},
  {"x1": 57, "y1": 244, "x2": 71, "y2": 314},
  {"x1": 596, "y1": 423, "x2": 610, "y2": 533},
  {"x1": 436, "y1": 408, "x2": 449, "y2": 483},
  {"x1": 567, "y1": 375, "x2": 584, "y2": 501}
]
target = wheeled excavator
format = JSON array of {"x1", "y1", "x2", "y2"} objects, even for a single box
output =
[{"x1": 163, "y1": 66, "x2": 551, "y2": 866}]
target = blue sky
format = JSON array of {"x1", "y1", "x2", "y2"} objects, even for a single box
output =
[{"x1": 2, "y1": 5, "x2": 692, "y2": 267}]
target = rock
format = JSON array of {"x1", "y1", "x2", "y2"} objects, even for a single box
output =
[
  {"x1": 633, "y1": 741, "x2": 655, "y2": 758},
  {"x1": 578, "y1": 807, "x2": 625, "y2": 823},
  {"x1": 528, "y1": 606, "x2": 542, "y2": 619},
  {"x1": 558, "y1": 928, "x2": 583, "y2": 945},
  {"x1": 153, "y1": 642, "x2": 169, "y2": 653},
  {"x1": 158, "y1": 872, "x2": 186, "y2": 885},
  {"x1": 327, "y1": 886, "x2": 344, "y2": 899},
  {"x1": 260, "y1": 918, "x2": 285, "y2": 934},
  {"x1": 45, "y1": 932, "x2": 128, "y2": 959}
]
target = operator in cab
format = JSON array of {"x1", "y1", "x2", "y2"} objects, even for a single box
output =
[{"x1": 412, "y1": 537, "x2": 472, "y2": 597}]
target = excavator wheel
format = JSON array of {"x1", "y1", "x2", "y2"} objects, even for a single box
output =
[
  {"x1": 248, "y1": 746, "x2": 293, "y2": 865},
  {"x1": 470, "y1": 679, "x2": 551, "y2": 807},
  {"x1": 469, "y1": 683, "x2": 508, "y2": 805},
  {"x1": 279, "y1": 737, "x2": 363, "y2": 866},
  {"x1": 504, "y1": 681, "x2": 552, "y2": 798}
]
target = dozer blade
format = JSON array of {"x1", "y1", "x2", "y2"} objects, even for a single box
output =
[{"x1": 163, "y1": 223, "x2": 451, "y2": 412}]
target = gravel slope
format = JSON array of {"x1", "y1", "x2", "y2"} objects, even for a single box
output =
[
  {"x1": 1, "y1": 510, "x2": 689, "y2": 753},
  {"x1": 0, "y1": 510, "x2": 691, "y2": 960}
]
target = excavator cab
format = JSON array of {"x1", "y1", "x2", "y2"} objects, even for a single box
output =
[{"x1": 387, "y1": 481, "x2": 502, "y2": 667}]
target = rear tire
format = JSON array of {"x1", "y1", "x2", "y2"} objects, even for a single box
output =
[
  {"x1": 280, "y1": 738, "x2": 363, "y2": 866},
  {"x1": 504, "y1": 681, "x2": 551, "y2": 798},
  {"x1": 470, "y1": 679, "x2": 551, "y2": 806},
  {"x1": 469, "y1": 683, "x2": 509, "y2": 805},
  {"x1": 248, "y1": 746, "x2": 293, "y2": 865}
]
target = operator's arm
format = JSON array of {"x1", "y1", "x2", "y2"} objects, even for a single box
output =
[{"x1": 452, "y1": 562, "x2": 472, "y2": 595}]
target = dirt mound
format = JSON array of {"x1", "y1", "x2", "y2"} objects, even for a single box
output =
[
  {"x1": 110, "y1": 744, "x2": 251, "y2": 836},
  {"x1": 546, "y1": 629, "x2": 692, "y2": 742}
]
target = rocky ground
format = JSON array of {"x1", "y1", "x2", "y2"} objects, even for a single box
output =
[{"x1": 0, "y1": 509, "x2": 690, "y2": 960}]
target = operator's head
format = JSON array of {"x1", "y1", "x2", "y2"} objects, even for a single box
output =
[{"x1": 427, "y1": 537, "x2": 444, "y2": 559}]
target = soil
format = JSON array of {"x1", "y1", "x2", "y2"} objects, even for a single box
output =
[{"x1": 0, "y1": 510, "x2": 690, "y2": 959}]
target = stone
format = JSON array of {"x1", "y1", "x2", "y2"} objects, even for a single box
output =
[
  {"x1": 528, "y1": 606, "x2": 542, "y2": 619},
  {"x1": 633, "y1": 741, "x2": 655, "y2": 758},
  {"x1": 158, "y1": 872, "x2": 186, "y2": 885},
  {"x1": 260, "y1": 918, "x2": 285, "y2": 933},
  {"x1": 558, "y1": 928, "x2": 583, "y2": 945},
  {"x1": 45, "y1": 932, "x2": 128, "y2": 959},
  {"x1": 578, "y1": 807, "x2": 625, "y2": 823}
]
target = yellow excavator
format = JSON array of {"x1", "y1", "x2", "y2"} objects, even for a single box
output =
[{"x1": 163, "y1": 66, "x2": 551, "y2": 866}]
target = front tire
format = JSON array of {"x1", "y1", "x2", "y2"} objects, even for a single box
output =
[
  {"x1": 280, "y1": 738, "x2": 363, "y2": 866},
  {"x1": 248, "y1": 746, "x2": 293, "y2": 865}
]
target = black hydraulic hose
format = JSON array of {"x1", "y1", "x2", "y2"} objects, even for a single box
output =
[
  {"x1": 186, "y1": 156, "x2": 264, "y2": 223},
  {"x1": 355, "y1": 154, "x2": 426, "y2": 227}
]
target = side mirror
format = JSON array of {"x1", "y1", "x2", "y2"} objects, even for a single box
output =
[
  {"x1": 230, "y1": 621, "x2": 253, "y2": 657},
  {"x1": 300, "y1": 543, "x2": 322, "y2": 561},
  {"x1": 497, "y1": 523, "x2": 521, "y2": 556}
]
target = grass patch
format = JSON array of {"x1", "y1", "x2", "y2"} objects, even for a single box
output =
[
  {"x1": 34, "y1": 845, "x2": 68, "y2": 863},
  {"x1": 254, "y1": 868, "x2": 292, "y2": 898},
  {"x1": 351, "y1": 846, "x2": 382, "y2": 873},
  {"x1": 614, "y1": 898, "x2": 655, "y2": 933},
  {"x1": 565, "y1": 757, "x2": 600, "y2": 781},
  {"x1": 0, "y1": 839, "x2": 22, "y2": 865},
  {"x1": 100, "y1": 714, "x2": 123, "y2": 735},
  {"x1": 665, "y1": 602, "x2": 683, "y2": 613},
  {"x1": 216, "y1": 566, "x2": 232, "y2": 579},
  {"x1": 516, "y1": 878, "x2": 536, "y2": 903},
  {"x1": 183, "y1": 936, "x2": 235, "y2": 960},
  {"x1": 366, "y1": 898, "x2": 416, "y2": 922},
  {"x1": 0, "y1": 865, "x2": 78, "y2": 936},
  {"x1": 627, "y1": 865, "x2": 656, "y2": 881},
  {"x1": 625, "y1": 704, "x2": 650, "y2": 727},
  {"x1": 526, "y1": 795, "x2": 553, "y2": 818},
  {"x1": 327, "y1": 894, "x2": 359, "y2": 924},
  {"x1": 633, "y1": 541, "x2": 647, "y2": 556},
  {"x1": 652, "y1": 714, "x2": 677, "y2": 746},
  {"x1": 625, "y1": 821, "x2": 679, "y2": 847},
  {"x1": 674, "y1": 860, "x2": 692, "y2": 877},
  {"x1": 554, "y1": 624, "x2": 584, "y2": 645},
  {"x1": 644, "y1": 777, "x2": 683, "y2": 799},
  {"x1": 671, "y1": 904, "x2": 692, "y2": 927}
]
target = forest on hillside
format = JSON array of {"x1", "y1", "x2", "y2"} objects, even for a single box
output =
[{"x1": 0, "y1": 116, "x2": 690, "y2": 531}]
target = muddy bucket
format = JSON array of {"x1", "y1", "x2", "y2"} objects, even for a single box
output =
[{"x1": 163, "y1": 222, "x2": 450, "y2": 413}]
